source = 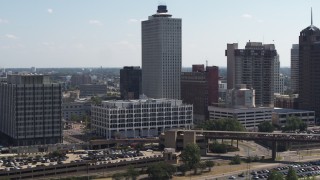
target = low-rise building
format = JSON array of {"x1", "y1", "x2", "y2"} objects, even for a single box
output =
[
  {"x1": 62, "y1": 99, "x2": 91, "y2": 121},
  {"x1": 274, "y1": 94, "x2": 299, "y2": 109},
  {"x1": 272, "y1": 108, "x2": 315, "y2": 127},
  {"x1": 208, "y1": 106, "x2": 273, "y2": 130},
  {"x1": 79, "y1": 84, "x2": 107, "y2": 97},
  {"x1": 91, "y1": 98, "x2": 193, "y2": 139}
]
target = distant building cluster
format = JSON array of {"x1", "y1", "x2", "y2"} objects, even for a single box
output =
[{"x1": 1, "y1": 5, "x2": 320, "y2": 147}]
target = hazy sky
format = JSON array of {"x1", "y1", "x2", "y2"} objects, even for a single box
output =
[{"x1": 0, "y1": 0, "x2": 318, "y2": 68}]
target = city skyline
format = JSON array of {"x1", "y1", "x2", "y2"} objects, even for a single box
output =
[{"x1": 0, "y1": 0, "x2": 319, "y2": 68}]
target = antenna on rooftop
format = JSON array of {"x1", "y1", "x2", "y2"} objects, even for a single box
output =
[{"x1": 206, "y1": 60, "x2": 208, "y2": 67}]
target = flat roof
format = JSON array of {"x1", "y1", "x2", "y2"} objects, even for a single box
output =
[{"x1": 274, "y1": 108, "x2": 314, "y2": 114}]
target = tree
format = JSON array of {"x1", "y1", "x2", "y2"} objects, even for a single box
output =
[
  {"x1": 205, "y1": 160, "x2": 214, "y2": 172},
  {"x1": 177, "y1": 164, "x2": 189, "y2": 176},
  {"x1": 91, "y1": 96, "x2": 102, "y2": 105},
  {"x1": 286, "y1": 166, "x2": 298, "y2": 180},
  {"x1": 180, "y1": 143, "x2": 201, "y2": 174},
  {"x1": 198, "y1": 162, "x2": 207, "y2": 173},
  {"x1": 283, "y1": 116, "x2": 307, "y2": 132},
  {"x1": 209, "y1": 142, "x2": 227, "y2": 153},
  {"x1": 197, "y1": 118, "x2": 245, "y2": 131},
  {"x1": 258, "y1": 121, "x2": 275, "y2": 132},
  {"x1": 125, "y1": 165, "x2": 139, "y2": 180},
  {"x1": 112, "y1": 173, "x2": 124, "y2": 180},
  {"x1": 267, "y1": 170, "x2": 284, "y2": 180},
  {"x1": 230, "y1": 154, "x2": 241, "y2": 165},
  {"x1": 146, "y1": 162, "x2": 176, "y2": 180}
]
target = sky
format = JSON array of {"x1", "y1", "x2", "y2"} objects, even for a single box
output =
[{"x1": 0, "y1": 0, "x2": 319, "y2": 68}]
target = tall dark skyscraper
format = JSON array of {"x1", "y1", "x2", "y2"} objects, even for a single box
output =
[
  {"x1": 120, "y1": 66, "x2": 142, "y2": 100},
  {"x1": 291, "y1": 44, "x2": 299, "y2": 93},
  {"x1": 299, "y1": 10, "x2": 320, "y2": 117}
]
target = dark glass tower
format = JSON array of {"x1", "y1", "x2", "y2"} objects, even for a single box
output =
[
  {"x1": 299, "y1": 9, "x2": 320, "y2": 117},
  {"x1": 120, "y1": 66, "x2": 142, "y2": 100}
]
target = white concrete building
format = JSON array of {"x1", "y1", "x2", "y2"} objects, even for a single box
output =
[
  {"x1": 0, "y1": 75, "x2": 62, "y2": 146},
  {"x1": 226, "y1": 84, "x2": 255, "y2": 108},
  {"x1": 218, "y1": 79, "x2": 227, "y2": 102},
  {"x1": 142, "y1": 5, "x2": 181, "y2": 99},
  {"x1": 208, "y1": 106, "x2": 273, "y2": 130},
  {"x1": 91, "y1": 99, "x2": 193, "y2": 139}
]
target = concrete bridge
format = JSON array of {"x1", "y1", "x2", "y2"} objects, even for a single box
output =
[{"x1": 160, "y1": 129, "x2": 320, "y2": 160}]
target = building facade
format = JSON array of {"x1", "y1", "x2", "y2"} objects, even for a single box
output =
[
  {"x1": 120, "y1": 66, "x2": 142, "y2": 100},
  {"x1": 298, "y1": 15, "x2": 320, "y2": 117},
  {"x1": 142, "y1": 5, "x2": 181, "y2": 99},
  {"x1": 62, "y1": 100, "x2": 91, "y2": 121},
  {"x1": 91, "y1": 99, "x2": 193, "y2": 139},
  {"x1": 274, "y1": 54, "x2": 281, "y2": 94},
  {"x1": 181, "y1": 64, "x2": 219, "y2": 123},
  {"x1": 0, "y1": 75, "x2": 62, "y2": 146},
  {"x1": 79, "y1": 84, "x2": 107, "y2": 97},
  {"x1": 70, "y1": 74, "x2": 91, "y2": 87},
  {"x1": 291, "y1": 44, "x2": 299, "y2": 93},
  {"x1": 274, "y1": 94, "x2": 299, "y2": 109},
  {"x1": 218, "y1": 79, "x2": 227, "y2": 102},
  {"x1": 226, "y1": 84, "x2": 255, "y2": 108},
  {"x1": 226, "y1": 42, "x2": 277, "y2": 107},
  {"x1": 272, "y1": 108, "x2": 315, "y2": 127},
  {"x1": 208, "y1": 106, "x2": 273, "y2": 130}
]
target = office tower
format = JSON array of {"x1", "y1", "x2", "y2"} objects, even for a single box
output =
[
  {"x1": 291, "y1": 44, "x2": 299, "y2": 93},
  {"x1": 142, "y1": 5, "x2": 182, "y2": 99},
  {"x1": 299, "y1": 10, "x2": 320, "y2": 117},
  {"x1": 91, "y1": 99, "x2": 193, "y2": 139},
  {"x1": 181, "y1": 64, "x2": 219, "y2": 123},
  {"x1": 120, "y1": 66, "x2": 142, "y2": 100},
  {"x1": 274, "y1": 54, "x2": 281, "y2": 94},
  {"x1": 0, "y1": 74, "x2": 62, "y2": 146},
  {"x1": 226, "y1": 42, "x2": 277, "y2": 107},
  {"x1": 279, "y1": 74, "x2": 285, "y2": 95}
]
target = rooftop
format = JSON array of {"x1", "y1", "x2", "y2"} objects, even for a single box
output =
[{"x1": 274, "y1": 108, "x2": 315, "y2": 114}]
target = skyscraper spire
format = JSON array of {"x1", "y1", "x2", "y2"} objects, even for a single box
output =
[{"x1": 311, "y1": 7, "x2": 313, "y2": 25}]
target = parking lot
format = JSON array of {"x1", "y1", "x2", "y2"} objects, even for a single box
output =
[
  {"x1": 0, "y1": 148, "x2": 162, "y2": 172},
  {"x1": 225, "y1": 160, "x2": 320, "y2": 179}
]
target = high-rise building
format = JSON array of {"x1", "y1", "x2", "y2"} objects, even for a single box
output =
[
  {"x1": 291, "y1": 44, "x2": 299, "y2": 93},
  {"x1": 279, "y1": 74, "x2": 285, "y2": 95},
  {"x1": 120, "y1": 66, "x2": 142, "y2": 100},
  {"x1": 142, "y1": 5, "x2": 181, "y2": 99},
  {"x1": 226, "y1": 42, "x2": 277, "y2": 107},
  {"x1": 299, "y1": 11, "x2": 320, "y2": 117},
  {"x1": 274, "y1": 54, "x2": 281, "y2": 94},
  {"x1": 181, "y1": 64, "x2": 219, "y2": 123},
  {"x1": 0, "y1": 74, "x2": 62, "y2": 146}
]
